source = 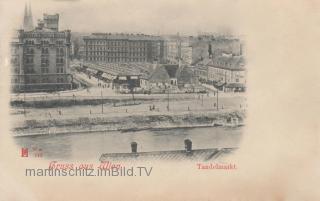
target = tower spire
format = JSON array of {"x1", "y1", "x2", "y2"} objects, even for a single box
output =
[
  {"x1": 23, "y1": 3, "x2": 29, "y2": 29},
  {"x1": 23, "y1": 2, "x2": 33, "y2": 31},
  {"x1": 28, "y1": 2, "x2": 34, "y2": 30},
  {"x1": 24, "y1": 3, "x2": 28, "y2": 16}
]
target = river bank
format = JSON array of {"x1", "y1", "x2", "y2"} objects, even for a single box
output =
[{"x1": 12, "y1": 110, "x2": 245, "y2": 137}]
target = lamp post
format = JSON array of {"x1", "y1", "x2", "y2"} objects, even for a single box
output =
[
  {"x1": 101, "y1": 90, "x2": 104, "y2": 114},
  {"x1": 167, "y1": 86, "x2": 170, "y2": 111},
  {"x1": 201, "y1": 94, "x2": 204, "y2": 106},
  {"x1": 23, "y1": 89, "x2": 26, "y2": 116},
  {"x1": 216, "y1": 90, "x2": 219, "y2": 111}
]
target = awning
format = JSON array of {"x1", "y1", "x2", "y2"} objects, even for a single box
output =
[
  {"x1": 102, "y1": 73, "x2": 116, "y2": 80},
  {"x1": 225, "y1": 83, "x2": 245, "y2": 88},
  {"x1": 86, "y1": 68, "x2": 97, "y2": 74},
  {"x1": 119, "y1": 76, "x2": 127, "y2": 80}
]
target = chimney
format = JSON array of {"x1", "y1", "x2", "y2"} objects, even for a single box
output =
[
  {"x1": 131, "y1": 142, "x2": 138, "y2": 153},
  {"x1": 184, "y1": 139, "x2": 192, "y2": 153}
]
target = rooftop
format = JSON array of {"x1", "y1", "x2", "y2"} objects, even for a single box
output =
[
  {"x1": 208, "y1": 56, "x2": 245, "y2": 71},
  {"x1": 100, "y1": 148, "x2": 237, "y2": 162},
  {"x1": 84, "y1": 33, "x2": 162, "y2": 41}
]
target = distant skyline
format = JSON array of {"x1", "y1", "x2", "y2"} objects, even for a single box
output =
[{"x1": 7, "y1": 0, "x2": 244, "y2": 35}]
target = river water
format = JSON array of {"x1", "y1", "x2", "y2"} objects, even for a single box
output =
[{"x1": 14, "y1": 127, "x2": 243, "y2": 161}]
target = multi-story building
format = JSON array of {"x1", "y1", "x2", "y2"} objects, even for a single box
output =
[
  {"x1": 163, "y1": 38, "x2": 179, "y2": 64},
  {"x1": 163, "y1": 35, "x2": 192, "y2": 64},
  {"x1": 191, "y1": 34, "x2": 243, "y2": 64},
  {"x1": 180, "y1": 44, "x2": 192, "y2": 65},
  {"x1": 194, "y1": 65, "x2": 208, "y2": 82},
  {"x1": 207, "y1": 55, "x2": 246, "y2": 92},
  {"x1": 11, "y1": 12, "x2": 72, "y2": 92},
  {"x1": 83, "y1": 33, "x2": 165, "y2": 63}
]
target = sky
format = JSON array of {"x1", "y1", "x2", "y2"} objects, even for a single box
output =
[{"x1": 4, "y1": 0, "x2": 244, "y2": 35}]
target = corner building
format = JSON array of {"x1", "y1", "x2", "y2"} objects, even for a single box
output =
[{"x1": 11, "y1": 14, "x2": 72, "y2": 92}]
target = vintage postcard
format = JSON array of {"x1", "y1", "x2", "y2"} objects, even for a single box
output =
[{"x1": 0, "y1": 0, "x2": 319, "y2": 200}]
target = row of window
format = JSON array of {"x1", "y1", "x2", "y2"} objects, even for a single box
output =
[
  {"x1": 87, "y1": 57, "x2": 147, "y2": 62},
  {"x1": 24, "y1": 67, "x2": 65, "y2": 74},
  {"x1": 56, "y1": 57, "x2": 64, "y2": 64},
  {"x1": 24, "y1": 57, "x2": 64, "y2": 64},
  {"x1": 38, "y1": 48, "x2": 65, "y2": 55},
  {"x1": 87, "y1": 52, "x2": 146, "y2": 57},
  {"x1": 21, "y1": 77, "x2": 66, "y2": 84},
  {"x1": 40, "y1": 67, "x2": 64, "y2": 74},
  {"x1": 25, "y1": 40, "x2": 65, "y2": 45},
  {"x1": 86, "y1": 41, "x2": 148, "y2": 46},
  {"x1": 25, "y1": 48, "x2": 34, "y2": 54},
  {"x1": 86, "y1": 47, "x2": 147, "y2": 51},
  {"x1": 25, "y1": 57, "x2": 34, "y2": 64},
  {"x1": 213, "y1": 62, "x2": 233, "y2": 68}
]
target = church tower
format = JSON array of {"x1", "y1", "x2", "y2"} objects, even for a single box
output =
[
  {"x1": 28, "y1": 3, "x2": 34, "y2": 30},
  {"x1": 23, "y1": 2, "x2": 34, "y2": 31}
]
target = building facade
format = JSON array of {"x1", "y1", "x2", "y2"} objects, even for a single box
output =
[
  {"x1": 83, "y1": 33, "x2": 165, "y2": 63},
  {"x1": 194, "y1": 66, "x2": 208, "y2": 82},
  {"x1": 207, "y1": 55, "x2": 246, "y2": 92},
  {"x1": 163, "y1": 36, "x2": 192, "y2": 65},
  {"x1": 180, "y1": 44, "x2": 192, "y2": 65},
  {"x1": 11, "y1": 13, "x2": 72, "y2": 92},
  {"x1": 164, "y1": 38, "x2": 179, "y2": 64},
  {"x1": 191, "y1": 35, "x2": 243, "y2": 65}
]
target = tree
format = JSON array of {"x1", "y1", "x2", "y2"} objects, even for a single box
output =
[
  {"x1": 208, "y1": 43, "x2": 213, "y2": 56},
  {"x1": 127, "y1": 78, "x2": 136, "y2": 104}
]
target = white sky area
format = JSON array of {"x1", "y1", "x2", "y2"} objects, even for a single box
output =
[{"x1": 5, "y1": 0, "x2": 244, "y2": 35}]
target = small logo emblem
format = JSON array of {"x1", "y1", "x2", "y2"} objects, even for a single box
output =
[{"x1": 21, "y1": 148, "x2": 28, "y2": 157}]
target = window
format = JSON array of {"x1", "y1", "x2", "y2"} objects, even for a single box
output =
[
  {"x1": 56, "y1": 41, "x2": 64, "y2": 45},
  {"x1": 57, "y1": 77, "x2": 64, "y2": 83},
  {"x1": 25, "y1": 48, "x2": 34, "y2": 54},
  {"x1": 25, "y1": 40, "x2": 34, "y2": 45},
  {"x1": 56, "y1": 58, "x2": 64, "y2": 64},
  {"x1": 56, "y1": 68, "x2": 64, "y2": 73},
  {"x1": 42, "y1": 78, "x2": 49, "y2": 83},
  {"x1": 41, "y1": 40, "x2": 49, "y2": 45},
  {"x1": 25, "y1": 57, "x2": 34, "y2": 64},
  {"x1": 56, "y1": 48, "x2": 64, "y2": 56},
  {"x1": 42, "y1": 48, "x2": 49, "y2": 54},
  {"x1": 41, "y1": 58, "x2": 49, "y2": 67},
  {"x1": 41, "y1": 68, "x2": 49, "y2": 74}
]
